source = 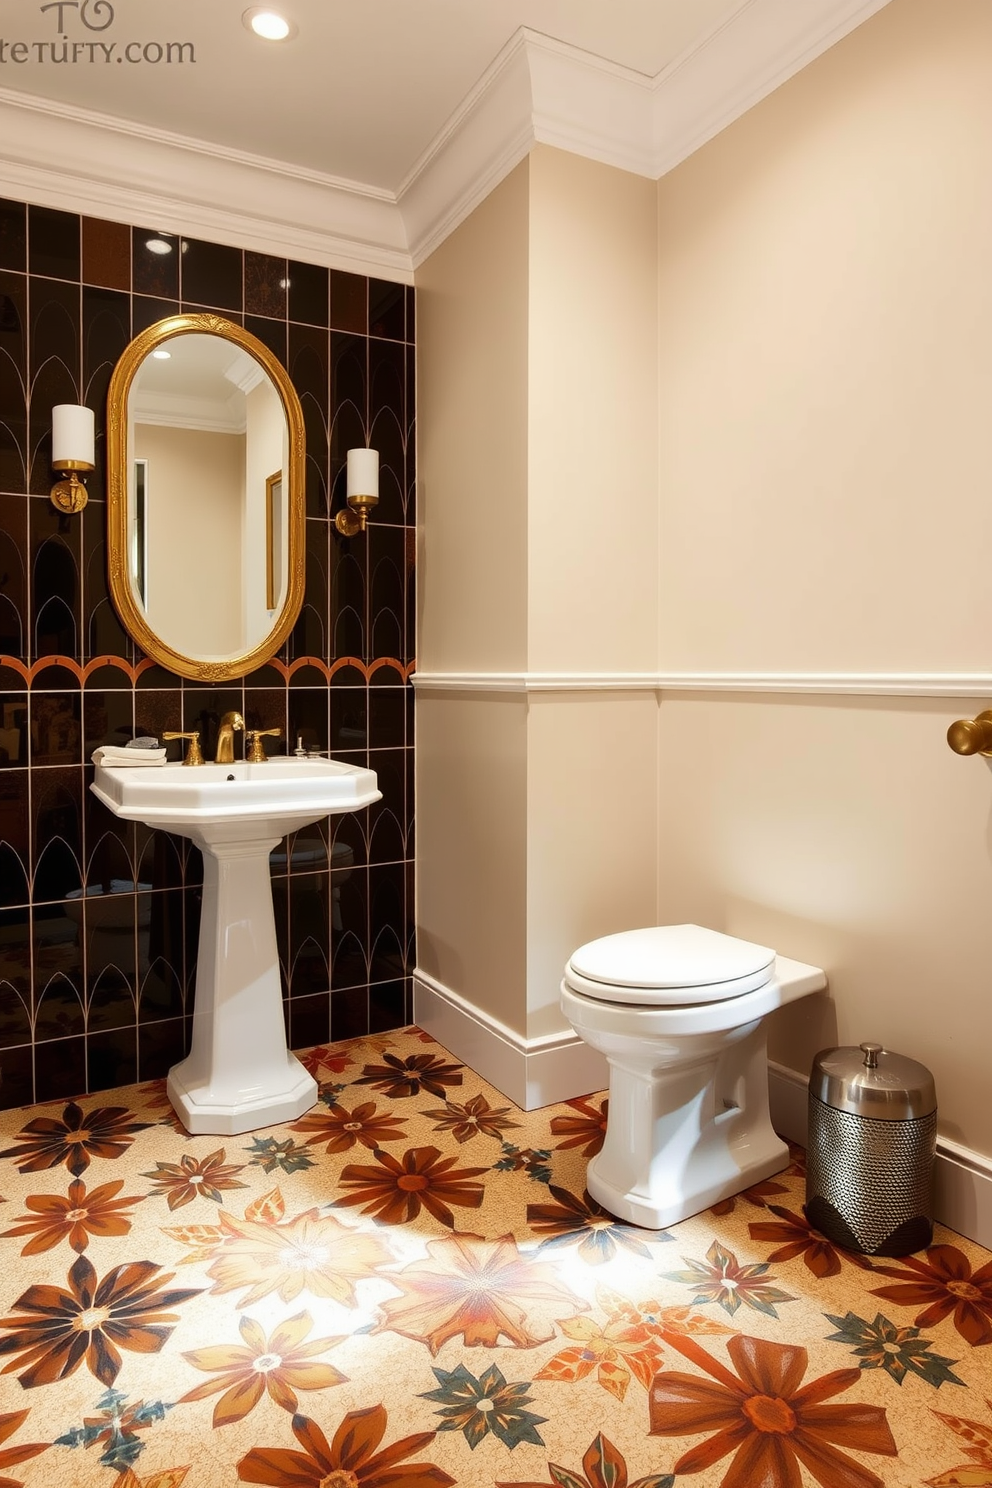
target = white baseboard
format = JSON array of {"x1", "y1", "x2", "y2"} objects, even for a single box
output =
[
  {"x1": 412, "y1": 970, "x2": 607, "y2": 1112},
  {"x1": 769, "y1": 1061, "x2": 992, "y2": 1250}
]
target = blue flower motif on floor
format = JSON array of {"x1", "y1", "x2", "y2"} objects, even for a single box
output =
[
  {"x1": 55, "y1": 1388, "x2": 173, "y2": 1471},
  {"x1": 664, "y1": 1239, "x2": 796, "y2": 1317},
  {"x1": 824, "y1": 1310, "x2": 965, "y2": 1388},
  {"x1": 494, "y1": 1142, "x2": 552, "y2": 1184},
  {"x1": 419, "y1": 1362, "x2": 548, "y2": 1450},
  {"x1": 243, "y1": 1136, "x2": 316, "y2": 1174},
  {"x1": 528, "y1": 1186, "x2": 673, "y2": 1265}
]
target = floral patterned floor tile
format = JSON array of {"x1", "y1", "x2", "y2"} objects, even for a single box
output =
[{"x1": 0, "y1": 1027, "x2": 989, "y2": 1487}]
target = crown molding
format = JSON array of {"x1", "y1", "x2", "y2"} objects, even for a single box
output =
[
  {"x1": 0, "y1": 0, "x2": 894, "y2": 276},
  {"x1": 0, "y1": 85, "x2": 412, "y2": 280}
]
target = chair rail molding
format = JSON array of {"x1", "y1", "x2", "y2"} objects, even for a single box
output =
[
  {"x1": 412, "y1": 669, "x2": 992, "y2": 699},
  {"x1": 0, "y1": 0, "x2": 894, "y2": 274}
]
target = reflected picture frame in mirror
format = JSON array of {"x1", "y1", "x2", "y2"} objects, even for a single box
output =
[{"x1": 106, "y1": 313, "x2": 306, "y2": 681}]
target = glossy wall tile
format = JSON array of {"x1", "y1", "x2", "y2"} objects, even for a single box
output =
[{"x1": 0, "y1": 197, "x2": 416, "y2": 1108}]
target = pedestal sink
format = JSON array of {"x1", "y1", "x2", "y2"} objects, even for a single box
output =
[{"x1": 91, "y1": 758, "x2": 381, "y2": 1135}]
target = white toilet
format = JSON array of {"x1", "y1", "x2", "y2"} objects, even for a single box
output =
[{"x1": 560, "y1": 924, "x2": 826, "y2": 1229}]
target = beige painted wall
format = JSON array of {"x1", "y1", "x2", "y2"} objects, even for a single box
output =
[
  {"x1": 416, "y1": 162, "x2": 530, "y2": 673},
  {"x1": 656, "y1": 0, "x2": 992, "y2": 1153},
  {"x1": 135, "y1": 423, "x2": 244, "y2": 658},
  {"x1": 528, "y1": 148, "x2": 659, "y2": 672}
]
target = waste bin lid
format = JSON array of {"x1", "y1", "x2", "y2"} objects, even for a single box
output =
[{"x1": 810, "y1": 1042, "x2": 936, "y2": 1121}]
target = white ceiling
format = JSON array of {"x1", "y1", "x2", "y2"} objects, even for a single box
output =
[
  {"x1": 0, "y1": 0, "x2": 893, "y2": 274},
  {"x1": 0, "y1": 0, "x2": 747, "y2": 186}
]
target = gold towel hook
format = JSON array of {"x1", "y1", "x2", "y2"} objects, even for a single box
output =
[{"x1": 947, "y1": 711, "x2": 992, "y2": 759}]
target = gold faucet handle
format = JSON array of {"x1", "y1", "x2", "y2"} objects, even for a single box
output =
[
  {"x1": 246, "y1": 728, "x2": 283, "y2": 763},
  {"x1": 162, "y1": 730, "x2": 204, "y2": 766},
  {"x1": 947, "y1": 710, "x2": 992, "y2": 758}
]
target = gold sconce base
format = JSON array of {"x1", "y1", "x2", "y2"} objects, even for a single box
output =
[
  {"x1": 334, "y1": 494, "x2": 378, "y2": 537},
  {"x1": 50, "y1": 462, "x2": 92, "y2": 514}
]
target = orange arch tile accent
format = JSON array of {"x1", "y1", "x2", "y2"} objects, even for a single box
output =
[{"x1": 0, "y1": 654, "x2": 415, "y2": 688}]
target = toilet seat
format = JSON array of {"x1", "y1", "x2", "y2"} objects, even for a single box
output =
[{"x1": 564, "y1": 923, "x2": 775, "y2": 1007}]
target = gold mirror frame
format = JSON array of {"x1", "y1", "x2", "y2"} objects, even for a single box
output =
[{"x1": 106, "y1": 313, "x2": 306, "y2": 682}]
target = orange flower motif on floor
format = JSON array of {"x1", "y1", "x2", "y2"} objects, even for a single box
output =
[
  {"x1": 925, "y1": 1400, "x2": 992, "y2": 1487},
  {"x1": 376, "y1": 1232, "x2": 587, "y2": 1354},
  {"x1": 649, "y1": 1332, "x2": 898, "y2": 1488},
  {"x1": 142, "y1": 1149, "x2": 248, "y2": 1211},
  {"x1": 295, "y1": 1044, "x2": 354, "y2": 1079},
  {"x1": 497, "y1": 1430, "x2": 673, "y2": 1488},
  {"x1": 0, "y1": 1177, "x2": 144, "y2": 1254},
  {"x1": 869, "y1": 1244, "x2": 992, "y2": 1347},
  {"x1": 335, "y1": 1145, "x2": 487, "y2": 1227},
  {"x1": 205, "y1": 1207, "x2": 393, "y2": 1307},
  {"x1": 534, "y1": 1310, "x2": 666, "y2": 1401},
  {"x1": 0, "y1": 1100, "x2": 151, "y2": 1177},
  {"x1": 748, "y1": 1205, "x2": 871, "y2": 1279},
  {"x1": 136, "y1": 1081, "x2": 188, "y2": 1136},
  {"x1": 549, "y1": 1095, "x2": 608, "y2": 1157},
  {"x1": 237, "y1": 1404, "x2": 454, "y2": 1487},
  {"x1": 422, "y1": 1094, "x2": 522, "y2": 1144},
  {"x1": 0, "y1": 1254, "x2": 202, "y2": 1388},
  {"x1": 289, "y1": 1099, "x2": 407, "y2": 1155},
  {"x1": 180, "y1": 1311, "x2": 348, "y2": 1427},
  {"x1": 0, "y1": 1408, "x2": 48, "y2": 1488},
  {"x1": 354, "y1": 1052, "x2": 464, "y2": 1099}
]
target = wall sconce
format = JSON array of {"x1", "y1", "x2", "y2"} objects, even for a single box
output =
[
  {"x1": 335, "y1": 447, "x2": 379, "y2": 536},
  {"x1": 50, "y1": 404, "x2": 95, "y2": 514}
]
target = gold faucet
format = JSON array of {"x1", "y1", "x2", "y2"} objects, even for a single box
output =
[{"x1": 215, "y1": 711, "x2": 244, "y2": 764}]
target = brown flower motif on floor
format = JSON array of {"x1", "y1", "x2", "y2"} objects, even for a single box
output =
[
  {"x1": 142, "y1": 1149, "x2": 248, "y2": 1211},
  {"x1": 925, "y1": 1400, "x2": 992, "y2": 1487},
  {"x1": 0, "y1": 1254, "x2": 201, "y2": 1388},
  {"x1": 497, "y1": 1431, "x2": 673, "y2": 1488},
  {"x1": 376, "y1": 1232, "x2": 587, "y2": 1354},
  {"x1": 181, "y1": 1311, "x2": 347, "y2": 1426},
  {"x1": 0, "y1": 1178, "x2": 144, "y2": 1254},
  {"x1": 136, "y1": 1081, "x2": 188, "y2": 1136},
  {"x1": 354, "y1": 1052, "x2": 465, "y2": 1099},
  {"x1": 0, "y1": 1408, "x2": 48, "y2": 1487},
  {"x1": 549, "y1": 1095, "x2": 608, "y2": 1157},
  {"x1": 710, "y1": 1175, "x2": 790, "y2": 1217},
  {"x1": 527, "y1": 1186, "x2": 669, "y2": 1264},
  {"x1": 422, "y1": 1093, "x2": 522, "y2": 1144},
  {"x1": 869, "y1": 1244, "x2": 992, "y2": 1347},
  {"x1": 0, "y1": 1101, "x2": 151, "y2": 1177},
  {"x1": 335, "y1": 1145, "x2": 487, "y2": 1228},
  {"x1": 237, "y1": 1404, "x2": 454, "y2": 1487},
  {"x1": 649, "y1": 1331, "x2": 898, "y2": 1488},
  {"x1": 749, "y1": 1205, "x2": 871, "y2": 1279},
  {"x1": 289, "y1": 1099, "x2": 407, "y2": 1155},
  {"x1": 205, "y1": 1207, "x2": 393, "y2": 1307}
]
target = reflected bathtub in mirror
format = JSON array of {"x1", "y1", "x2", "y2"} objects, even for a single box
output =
[{"x1": 106, "y1": 314, "x2": 306, "y2": 681}]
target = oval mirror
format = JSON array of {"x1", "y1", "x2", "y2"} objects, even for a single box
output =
[{"x1": 106, "y1": 313, "x2": 305, "y2": 681}]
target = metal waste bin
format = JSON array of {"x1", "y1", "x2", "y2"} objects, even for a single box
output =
[{"x1": 805, "y1": 1041, "x2": 936, "y2": 1257}]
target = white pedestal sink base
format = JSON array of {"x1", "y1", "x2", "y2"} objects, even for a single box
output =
[
  {"x1": 168, "y1": 827, "x2": 317, "y2": 1136},
  {"x1": 90, "y1": 757, "x2": 380, "y2": 1138}
]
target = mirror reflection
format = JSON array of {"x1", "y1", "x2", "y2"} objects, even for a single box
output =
[{"x1": 106, "y1": 315, "x2": 305, "y2": 682}]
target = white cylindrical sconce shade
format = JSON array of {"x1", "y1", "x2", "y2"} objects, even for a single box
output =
[
  {"x1": 52, "y1": 404, "x2": 95, "y2": 468},
  {"x1": 346, "y1": 447, "x2": 379, "y2": 499}
]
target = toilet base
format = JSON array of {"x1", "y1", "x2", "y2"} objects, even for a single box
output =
[{"x1": 587, "y1": 1124, "x2": 789, "y2": 1230}]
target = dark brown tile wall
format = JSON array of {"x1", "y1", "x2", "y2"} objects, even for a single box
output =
[{"x1": 0, "y1": 199, "x2": 416, "y2": 1108}]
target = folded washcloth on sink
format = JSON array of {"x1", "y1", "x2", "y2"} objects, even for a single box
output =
[{"x1": 91, "y1": 744, "x2": 168, "y2": 767}]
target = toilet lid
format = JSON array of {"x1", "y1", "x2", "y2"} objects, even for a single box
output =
[{"x1": 564, "y1": 924, "x2": 776, "y2": 1006}]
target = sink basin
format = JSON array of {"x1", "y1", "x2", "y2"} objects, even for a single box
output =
[
  {"x1": 91, "y1": 757, "x2": 380, "y2": 832},
  {"x1": 90, "y1": 755, "x2": 381, "y2": 1136}
]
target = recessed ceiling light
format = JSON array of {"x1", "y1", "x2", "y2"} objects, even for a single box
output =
[
  {"x1": 145, "y1": 237, "x2": 173, "y2": 256},
  {"x1": 152, "y1": 350, "x2": 171, "y2": 360},
  {"x1": 243, "y1": 8, "x2": 296, "y2": 41}
]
